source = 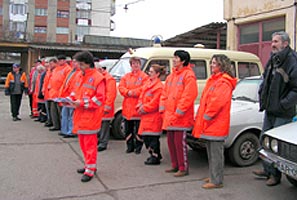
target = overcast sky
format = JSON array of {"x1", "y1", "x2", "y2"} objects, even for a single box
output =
[{"x1": 110, "y1": 0, "x2": 225, "y2": 40}]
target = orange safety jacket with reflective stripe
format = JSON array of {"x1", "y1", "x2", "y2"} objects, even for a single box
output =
[
  {"x1": 5, "y1": 71, "x2": 28, "y2": 93},
  {"x1": 102, "y1": 71, "x2": 116, "y2": 120},
  {"x1": 160, "y1": 65, "x2": 198, "y2": 131},
  {"x1": 42, "y1": 69, "x2": 52, "y2": 100},
  {"x1": 138, "y1": 79, "x2": 163, "y2": 136},
  {"x1": 71, "y1": 68, "x2": 105, "y2": 135},
  {"x1": 192, "y1": 72, "x2": 237, "y2": 140},
  {"x1": 33, "y1": 73, "x2": 45, "y2": 103},
  {"x1": 59, "y1": 68, "x2": 80, "y2": 98},
  {"x1": 118, "y1": 70, "x2": 149, "y2": 120},
  {"x1": 48, "y1": 63, "x2": 71, "y2": 99}
]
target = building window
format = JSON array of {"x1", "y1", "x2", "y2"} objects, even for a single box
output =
[
  {"x1": 239, "y1": 23, "x2": 259, "y2": 44},
  {"x1": 35, "y1": 8, "x2": 47, "y2": 16},
  {"x1": 10, "y1": 21, "x2": 26, "y2": 32},
  {"x1": 56, "y1": 27, "x2": 69, "y2": 34},
  {"x1": 34, "y1": 26, "x2": 47, "y2": 33},
  {"x1": 57, "y1": 10, "x2": 69, "y2": 18},
  {"x1": 262, "y1": 19, "x2": 285, "y2": 41},
  {"x1": 10, "y1": 4, "x2": 27, "y2": 15},
  {"x1": 76, "y1": 10, "x2": 90, "y2": 19}
]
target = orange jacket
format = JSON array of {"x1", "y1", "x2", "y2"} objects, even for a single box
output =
[
  {"x1": 48, "y1": 63, "x2": 71, "y2": 99},
  {"x1": 138, "y1": 79, "x2": 163, "y2": 136},
  {"x1": 33, "y1": 73, "x2": 44, "y2": 103},
  {"x1": 192, "y1": 72, "x2": 237, "y2": 140},
  {"x1": 42, "y1": 69, "x2": 52, "y2": 100},
  {"x1": 59, "y1": 68, "x2": 80, "y2": 98},
  {"x1": 160, "y1": 65, "x2": 198, "y2": 131},
  {"x1": 118, "y1": 70, "x2": 149, "y2": 120},
  {"x1": 5, "y1": 71, "x2": 28, "y2": 94},
  {"x1": 71, "y1": 68, "x2": 105, "y2": 135},
  {"x1": 102, "y1": 71, "x2": 117, "y2": 120}
]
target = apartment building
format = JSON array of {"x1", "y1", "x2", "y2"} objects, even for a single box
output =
[{"x1": 0, "y1": 0, "x2": 115, "y2": 43}]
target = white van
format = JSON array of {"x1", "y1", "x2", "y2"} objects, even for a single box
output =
[{"x1": 109, "y1": 46, "x2": 263, "y2": 139}]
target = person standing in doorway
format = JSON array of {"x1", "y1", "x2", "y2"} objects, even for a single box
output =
[
  {"x1": 4, "y1": 63, "x2": 28, "y2": 121},
  {"x1": 253, "y1": 31, "x2": 297, "y2": 186}
]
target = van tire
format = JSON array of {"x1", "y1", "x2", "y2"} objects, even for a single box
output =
[
  {"x1": 228, "y1": 132, "x2": 259, "y2": 167},
  {"x1": 111, "y1": 113, "x2": 125, "y2": 140}
]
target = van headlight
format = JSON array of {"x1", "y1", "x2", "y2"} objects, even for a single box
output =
[
  {"x1": 270, "y1": 139, "x2": 278, "y2": 153},
  {"x1": 263, "y1": 136, "x2": 270, "y2": 149}
]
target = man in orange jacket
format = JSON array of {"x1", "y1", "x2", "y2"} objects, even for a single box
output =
[
  {"x1": 69, "y1": 51, "x2": 105, "y2": 182},
  {"x1": 118, "y1": 56, "x2": 149, "y2": 154},
  {"x1": 160, "y1": 50, "x2": 198, "y2": 177},
  {"x1": 95, "y1": 62, "x2": 116, "y2": 151},
  {"x1": 5, "y1": 63, "x2": 28, "y2": 121}
]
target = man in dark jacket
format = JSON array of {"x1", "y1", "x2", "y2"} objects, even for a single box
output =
[{"x1": 253, "y1": 31, "x2": 297, "y2": 186}]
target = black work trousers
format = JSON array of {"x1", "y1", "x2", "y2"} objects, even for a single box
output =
[
  {"x1": 10, "y1": 94, "x2": 22, "y2": 117},
  {"x1": 143, "y1": 135, "x2": 161, "y2": 158},
  {"x1": 125, "y1": 119, "x2": 143, "y2": 152}
]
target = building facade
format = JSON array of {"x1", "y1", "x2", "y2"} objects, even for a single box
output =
[
  {"x1": 224, "y1": 0, "x2": 296, "y2": 65},
  {"x1": 0, "y1": 0, "x2": 115, "y2": 43}
]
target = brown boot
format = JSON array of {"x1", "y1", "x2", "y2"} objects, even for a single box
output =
[
  {"x1": 252, "y1": 169, "x2": 269, "y2": 178},
  {"x1": 266, "y1": 176, "x2": 281, "y2": 186},
  {"x1": 165, "y1": 168, "x2": 178, "y2": 173},
  {"x1": 202, "y1": 182, "x2": 223, "y2": 189},
  {"x1": 173, "y1": 170, "x2": 189, "y2": 177}
]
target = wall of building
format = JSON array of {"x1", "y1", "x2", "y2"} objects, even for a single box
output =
[{"x1": 89, "y1": 0, "x2": 111, "y2": 36}]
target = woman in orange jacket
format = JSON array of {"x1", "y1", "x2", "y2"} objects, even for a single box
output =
[
  {"x1": 69, "y1": 51, "x2": 105, "y2": 183},
  {"x1": 4, "y1": 63, "x2": 28, "y2": 121},
  {"x1": 192, "y1": 54, "x2": 237, "y2": 189},
  {"x1": 137, "y1": 64, "x2": 166, "y2": 165},
  {"x1": 118, "y1": 57, "x2": 149, "y2": 154},
  {"x1": 160, "y1": 50, "x2": 198, "y2": 177}
]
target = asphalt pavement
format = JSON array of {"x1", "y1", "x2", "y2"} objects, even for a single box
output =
[{"x1": 1, "y1": 88, "x2": 297, "y2": 200}]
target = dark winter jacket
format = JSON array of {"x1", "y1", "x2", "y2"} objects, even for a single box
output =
[{"x1": 259, "y1": 46, "x2": 297, "y2": 118}]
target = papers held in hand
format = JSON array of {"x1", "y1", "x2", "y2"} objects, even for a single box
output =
[{"x1": 53, "y1": 97, "x2": 75, "y2": 107}]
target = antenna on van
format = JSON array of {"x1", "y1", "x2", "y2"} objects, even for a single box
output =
[
  {"x1": 151, "y1": 35, "x2": 163, "y2": 47},
  {"x1": 194, "y1": 44, "x2": 205, "y2": 48}
]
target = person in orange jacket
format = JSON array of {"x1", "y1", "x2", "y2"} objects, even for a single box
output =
[
  {"x1": 69, "y1": 51, "x2": 105, "y2": 182},
  {"x1": 118, "y1": 56, "x2": 149, "y2": 154},
  {"x1": 58, "y1": 59, "x2": 81, "y2": 138},
  {"x1": 47, "y1": 55, "x2": 71, "y2": 132},
  {"x1": 4, "y1": 63, "x2": 28, "y2": 121},
  {"x1": 95, "y1": 62, "x2": 116, "y2": 151},
  {"x1": 192, "y1": 54, "x2": 237, "y2": 189},
  {"x1": 160, "y1": 50, "x2": 198, "y2": 177},
  {"x1": 33, "y1": 64, "x2": 47, "y2": 122},
  {"x1": 137, "y1": 64, "x2": 166, "y2": 165}
]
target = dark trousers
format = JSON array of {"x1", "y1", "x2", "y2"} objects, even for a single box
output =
[
  {"x1": 125, "y1": 119, "x2": 143, "y2": 152},
  {"x1": 37, "y1": 102, "x2": 47, "y2": 122},
  {"x1": 98, "y1": 120, "x2": 110, "y2": 148},
  {"x1": 49, "y1": 101, "x2": 61, "y2": 129},
  {"x1": 10, "y1": 94, "x2": 22, "y2": 117},
  {"x1": 143, "y1": 135, "x2": 161, "y2": 158},
  {"x1": 261, "y1": 113, "x2": 292, "y2": 180}
]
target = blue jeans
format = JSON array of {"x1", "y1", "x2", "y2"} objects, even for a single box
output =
[
  {"x1": 61, "y1": 106, "x2": 74, "y2": 135},
  {"x1": 261, "y1": 112, "x2": 292, "y2": 179}
]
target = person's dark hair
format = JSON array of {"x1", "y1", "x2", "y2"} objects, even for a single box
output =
[
  {"x1": 93, "y1": 57, "x2": 100, "y2": 62},
  {"x1": 73, "y1": 51, "x2": 94, "y2": 68},
  {"x1": 272, "y1": 31, "x2": 290, "y2": 44},
  {"x1": 150, "y1": 64, "x2": 166, "y2": 78},
  {"x1": 57, "y1": 54, "x2": 67, "y2": 60},
  {"x1": 174, "y1": 50, "x2": 190, "y2": 66},
  {"x1": 211, "y1": 54, "x2": 234, "y2": 78}
]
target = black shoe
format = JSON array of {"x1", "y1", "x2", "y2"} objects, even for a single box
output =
[
  {"x1": 144, "y1": 156, "x2": 160, "y2": 165},
  {"x1": 16, "y1": 117, "x2": 22, "y2": 121},
  {"x1": 34, "y1": 119, "x2": 41, "y2": 122},
  {"x1": 49, "y1": 128, "x2": 60, "y2": 131},
  {"x1": 44, "y1": 123, "x2": 53, "y2": 127},
  {"x1": 12, "y1": 117, "x2": 17, "y2": 121},
  {"x1": 77, "y1": 168, "x2": 85, "y2": 174},
  {"x1": 126, "y1": 148, "x2": 134, "y2": 153},
  {"x1": 40, "y1": 119, "x2": 46, "y2": 123},
  {"x1": 135, "y1": 150, "x2": 141, "y2": 154},
  {"x1": 81, "y1": 174, "x2": 93, "y2": 182},
  {"x1": 98, "y1": 147, "x2": 107, "y2": 152},
  {"x1": 63, "y1": 135, "x2": 76, "y2": 138}
]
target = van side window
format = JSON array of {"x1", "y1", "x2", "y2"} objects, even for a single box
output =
[
  {"x1": 145, "y1": 60, "x2": 170, "y2": 81},
  {"x1": 238, "y1": 62, "x2": 260, "y2": 79},
  {"x1": 190, "y1": 60, "x2": 207, "y2": 80}
]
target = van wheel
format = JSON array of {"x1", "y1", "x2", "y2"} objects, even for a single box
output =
[
  {"x1": 111, "y1": 113, "x2": 125, "y2": 140},
  {"x1": 228, "y1": 132, "x2": 260, "y2": 167},
  {"x1": 286, "y1": 175, "x2": 297, "y2": 187}
]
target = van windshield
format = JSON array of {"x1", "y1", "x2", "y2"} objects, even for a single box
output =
[{"x1": 109, "y1": 57, "x2": 147, "y2": 81}]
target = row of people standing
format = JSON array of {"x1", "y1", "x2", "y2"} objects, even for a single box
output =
[{"x1": 119, "y1": 50, "x2": 237, "y2": 189}]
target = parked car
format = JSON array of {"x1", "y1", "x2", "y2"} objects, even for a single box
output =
[
  {"x1": 259, "y1": 121, "x2": 297, "y2": 187},
  {"x1": 187, "y1": 76, "x2": 264, "y2": 167},
  {"x1": 98, "y1": 59, "x2": 118, "y2": 72}
]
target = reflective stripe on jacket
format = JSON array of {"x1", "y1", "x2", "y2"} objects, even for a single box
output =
[
  {"x1": 192, "y1": 72, "x2": 237, "y2": 140},
  {"x1": 59, "y1": 68, "x2": 80, "y2": 98},
  {"x1": 72, "y1": 68, "x2": 105, "y2": 135},
  {"x1": 160, "y1": 65, "x2": 198, "y2": 131},
  {"x1": 138, "y1": 79, "x2": 163, "y2": 136},
  {"x1": 118, "y1": 70, "x2": 149, "y2": 120}
]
